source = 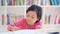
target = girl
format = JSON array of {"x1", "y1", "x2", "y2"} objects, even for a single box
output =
[{"x1": 7, "y1": 5, "x2": 42, "y2": 31}]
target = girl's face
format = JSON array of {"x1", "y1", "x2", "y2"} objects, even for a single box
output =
[{"x1": 26, "y1": 11, "x2": 38, "y2": 26}]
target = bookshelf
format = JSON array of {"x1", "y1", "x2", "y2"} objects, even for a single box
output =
[{"x1": 0, "y1": 0, "x2": 60, "y2": 32}]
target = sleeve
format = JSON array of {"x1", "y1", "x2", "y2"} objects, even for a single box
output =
[
  {"x1": 36, "y1": 21, "x2": 42, "y2": 29},
  {"x1": 7, "y1": 18, "x2": 24, "y2": 31}
]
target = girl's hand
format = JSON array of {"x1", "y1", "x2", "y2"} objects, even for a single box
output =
[{"x1": 11, "y1": 26, "x2": 20, "y2": 31}]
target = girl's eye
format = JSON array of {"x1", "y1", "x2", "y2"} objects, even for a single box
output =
[{"x1": 32, "y1": 16, "x2": 35, "y2": 18}]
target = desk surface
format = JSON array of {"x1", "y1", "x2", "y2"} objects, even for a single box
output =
[{"x1": 0, "y1": 30, "x2": 48, "y2": 34}]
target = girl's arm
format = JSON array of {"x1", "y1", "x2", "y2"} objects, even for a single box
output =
[{"x1": 7, "y1": 18, "x2": 24, "y2": 31}]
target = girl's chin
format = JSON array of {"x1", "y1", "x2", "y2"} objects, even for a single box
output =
[{"x1": 27, "y1": 23, "x2": 34, "y2": 26}]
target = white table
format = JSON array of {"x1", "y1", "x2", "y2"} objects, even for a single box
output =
[{"x1": 0, "y1": 30, "x2": 48, "y2": 34}]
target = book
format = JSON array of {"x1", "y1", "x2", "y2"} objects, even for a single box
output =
[
  {"x1": 0, "y1": 10, "x2": 2, "y2": 25},
  {"x1": 25, "y1": 0, "x2": 29, "y2": 5},
  {"x1": 37, "y1": 0, "x2": 42, "y2": 6},
  {"x1": 54, "y1": 15, "x2": 57, "y2": 24},
  {"x1": 0, "y1": 0, "x2": 1, "y2": 6},
  {"x1": 1, "y1": 0, "x2": 3, "y2": 6},
  {"x1": 7, "y1": 0, "x2": 12, "y2": 5},
  {"x1": 58, "y1": 16, "x2": 60, "y2": 24},
  {"x1": 7, "y1": 14, "x2": 10, "y2": 25},
  {"x1": 58, "y1": 0, "x2": 60, "y2": 5},
  {"x1": 50, "y1": 0, "x2": 54, "y2": 5},
  {"x1": 45, "y1": 0, "x2": 48, "y2": 5},
  {"x1": 3, "y1": 0, "x2": 5, "y2": 6},
  {"x1": 16, "y1": 0, "x2": 21, "y2": 5},
  {"x1": 21, "y1": 0, "x2": 24, "y2": 5},
  {"x1": 50, "y1": 14, "x2": 54, "y2": 24},
  {"x1": 15, "y1": 0, "x2": 18, "y2": 5},
  {"x1": 45, "y1": 15, "x2": 49, "y2": 25},
  {"x1": 2, "y1": 14, "x2": 4, "y2": 25},
  {"x1": 53, "y1": 0, "x2": 59, "y2": 5},
  {"x1": 14, "y1": 15, "x2": 17, "y2": 22},
  {"x1": 29, "y1": 0, "x2": 33, "y2": 5},
  {"x1": 12, "y1": 0, "x2": 15, "y2": 6},
  {"x1": 33, "y1": 0, "x2": 37, "y2": 5}
]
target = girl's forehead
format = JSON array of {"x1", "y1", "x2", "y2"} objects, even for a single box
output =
[
  {"x1": 27, "y1": 11, "x2": 37, "y2": 15},
  {"x1": 27, "y1": 11, "x2": 37, "y2": 14}
]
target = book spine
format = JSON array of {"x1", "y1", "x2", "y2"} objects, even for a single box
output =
[
  {"x1": 18, "y1": 0, "x2": 21, "y2": 5},
  {"x1": 50, "y1": 0, "x2": 54, "y2": 5},
  {"x1": 58, "y1": 16, "x2": 60, "y2": 24},
  {"x1": 45, "y1": 15, "x2": 49, "y2": 25},
  {"x1": 3, "y1": 0, "x2": 5, "y2": 6},
  {"x1": 2, "y1": 14, "x2": 4, "y2": 25},
  {"x1": 54, "y1": 15, "x2": 57, "y2": 24},
  {"x1": 58, "y1": 0, "x2": 60, "y2": 5},
  {"x1": 16, "y1": 0, "x2": 18, "y2": 5},
  {"x1": 14, "y1": 15, "x2": 17, "y2": 22},
  {"x1": 0, "y1": 0, "x2": 1, "y2": 6},
  {"x1": 41, "y1": 0, "x2": 43, "y2": 5},
  {"x1": 53, "y1": 0, "x2": 59, "y2": 5},
  {"x1": 1, "y1": 0, "x2": 3, "y2": 6},
  {"x1": 37, "y1": 0, "x2": 41, "y2": 5},
  {"x1": 7, "y1": 0, "x2": 12, "y2": 5},
  {"x1": 21, "y1": 0, "x2": 24, "y2": 5},
  {"x1": 29, "y1": 0, "x2": 33, "y2": 5},
  {"x1": 7, "y1": 14, "x2": 10, "y2": 25},
  {"x1": 12, "y1": 0, "x2": 15, "y2": 6},
  {"x1": 33, "y1": 0, "x2": 37, "y2": 5}
]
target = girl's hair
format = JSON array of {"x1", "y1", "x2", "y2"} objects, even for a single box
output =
[{"x1": 26, "y1": 5, "x2": 42, "y2": 22}]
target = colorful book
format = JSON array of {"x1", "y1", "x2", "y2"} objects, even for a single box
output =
[
  {"x1": 41, "y1": 0, "x2": 43, "y2": 5},
  {"x1": 3, "y1": 0, "x2": 5, "y2": 6},
  {"x1": 25, "y1": 0, "x2": 29, "y2": 5},
  {"x1": 2, "y1": 14, "x2": 4, "y2": 25},
  {"x1": 0, "y1": 0, "x2": 1, "y2": 6},
  {"x1": 16, "y1": 0, "x2": 21, "y2": 5},
  {"x1": 29, "y1": 0, "x2": 33, "y2": 5},
  {"x1": 1, "y1": 0, "x2": 3, "y2": 6},
  {"x1": 21, "y1": 0, "x2": 24, "y2": 5},
  {"x1": 14, "y1": 15, "x2": 17, "y2": 22},
  {"x1": 54, "y1": 15, "x2": 57, "y2": 24},
  {"x1": 56, "y1": 15, "x2": 59, "y2": 24},
  {"x1": 45, "y1": 0, "x2": 47, "y2": 5},
  {"x1": 12, "y1": 0, "x2": 15, "y2": 6},
  {"x1": 0, "y1": 10, "x2": 2, "y2": 25},
  {"x1": 33, "y1": 0, "x2": 37, "y2": 5},
  {"x1": 7, "y1": 14, "x2": 10, "y2": 25},
  {"x1": 50, "y1": 0, "x2": 54, "y2": 5},
  {"x1": 53, "y1": 0, "x2": 59, "y2": 5},
  {"x1": 16, "y1": 0, "x2": 18, "y2": 5},
  {"x1": 58, "y1": 0, "x2": 60, "y2": 5},
  {"x1": 58, "y1": 16, "x2": 60, "y2": 24},
  {"x1": 7, "y1": 0, "x2": 12, "y2": 5},
  {"x1": 19, "y1": 0, "x2": 21, "y2": 5},
  {"x1": 37, "y1": 0, "x2": 42, "y2": 5},
  {"x1": 45, "y1": 15, "x2": 49, "y2": 25}
]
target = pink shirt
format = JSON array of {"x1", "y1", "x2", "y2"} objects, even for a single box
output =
[{"x1": 7, "y1": 18, "x2": 42, "y2": 31}]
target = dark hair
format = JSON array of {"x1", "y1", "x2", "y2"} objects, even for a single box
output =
[{"x1": 26, "y1": 5, "x2": 42, "y2": 22}]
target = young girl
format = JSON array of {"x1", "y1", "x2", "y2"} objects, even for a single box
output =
[{"x1": 7, "y1": 5, "x2": 42, "y2": 31}]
